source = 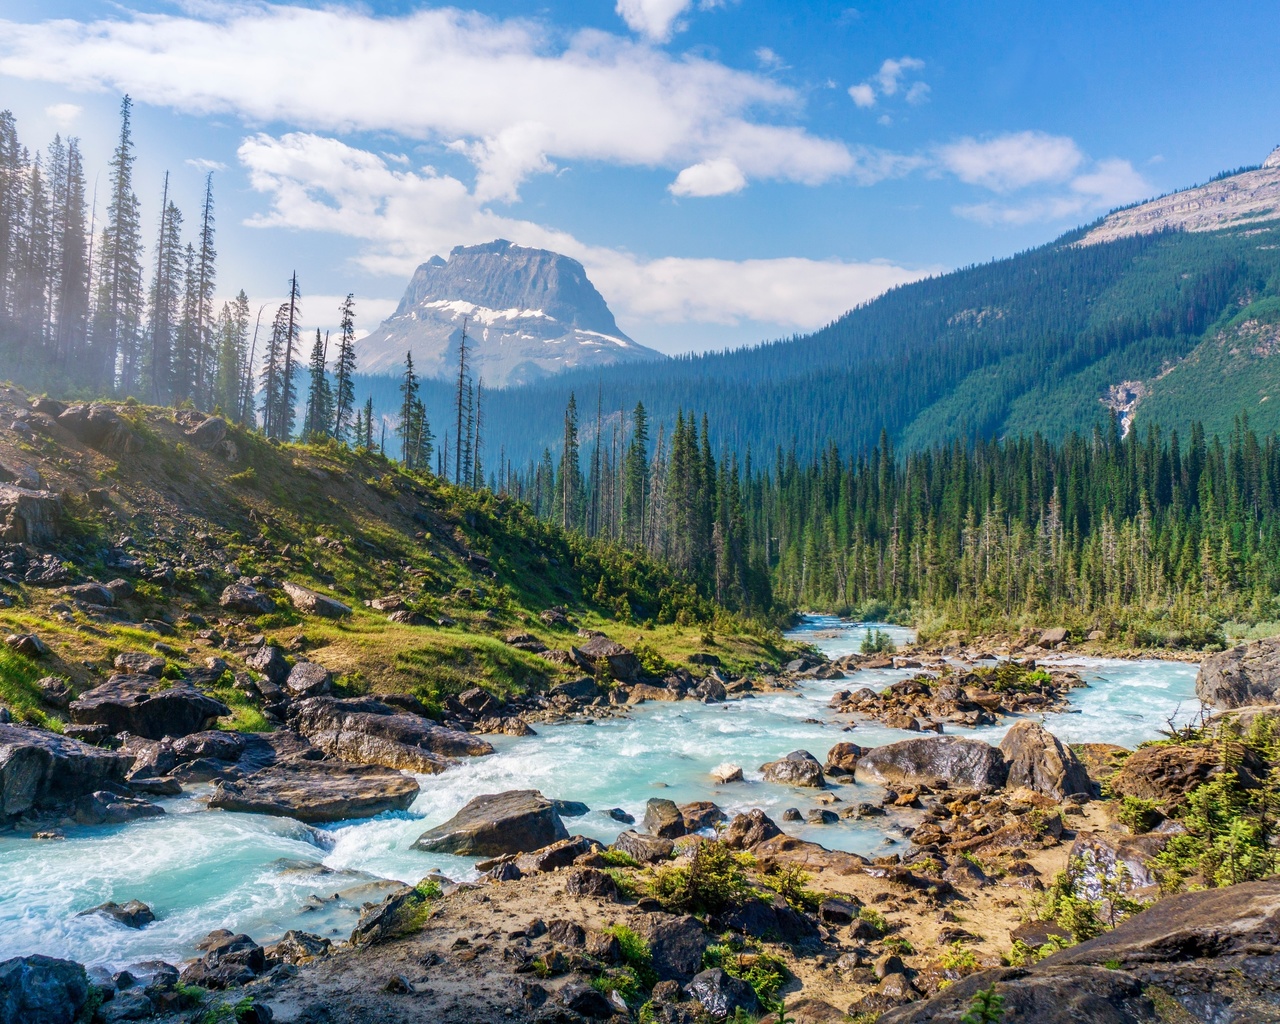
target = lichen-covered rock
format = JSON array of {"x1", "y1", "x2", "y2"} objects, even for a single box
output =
[
  {"x1": 413, "y1": 790, "x2": 567, "y2": 856},
  {"x1": 1196, "y1": 637, "x2": 1280, "y2": 708},
  {"x1": 999, "y1": 720, "x2": 1092, "y2": 799},
  {"x1": 858, "y1": 736, "x2": 1007, "y2": 790}
]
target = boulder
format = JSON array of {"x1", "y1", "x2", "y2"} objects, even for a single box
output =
[
  {"x1": 1196, "y1": 637, "x2": 1280, "y2": 708},
  {"x1": 612, "y1": 830, "x2": 674, "y2": 863},
  {"x1": 720, "y1": 809, "x2": 784, "y2": 850},
  {"x1": 644, "y1": 798, "x2": 687, "y2": 838},
  {"x1": 290, "y1": 696, "x2": 491, "y2": 773},
  {"x1": 186, "y1": 416, "x2": 227, "y2": 449},
  {"x1": 558, "y1": 981, "x2": 614, "y2": 1019},
  {"x1": 263, "y1": 931, "x2": 331, "y2": 964},
  {"x1": 5, "y1": 634, "x2": 48, "y2": 658},
  {"x1": 1040, "y1": 627, "x2": 1069, "y2": 646},
  {"x1": 858, "y1": 736, "x2": 1007, "y2": 790},
  {"x1": 219, "y1": 584, "x2": 275, "y2": 616},
  {"x1": 73, "y1": 789, "x2": 164, "y2": 826},
  {"x1": 679, "y1": 800, "x2": 726, "y2": 832},
  {"x1": 631, "y1": 913, "x2": 708, "y2": 983},
  {"x1": 69, "y1": 676, "x2": 229, "y2": 740},
  {"x1": 825, "y1": 742, "x2": 864, "y2": 775},
  {"x1": 57, "y1": 403, "x2": 129, "y2": 449},
  {"x1": 999, "y1": 721, "x2": 1092, "y2": 799},
  {"x1": 759, "y1": 750, "x2": 826, "y2": 788},
  {"x1": 709, "y1": 763, "x2": 744, "y2": 784},
  {"x1": 1109, "y1": 744, "x2": 1220, "y2": 808},
  {"x1": 1068, "y1": 831, "x2": 1171, "y2": 899},
  {"x1": 170, "y1": 730, "x2": 246, "y2": 765},
  {"x1": 0, "y1": 955, "x2": 90, "y2": 1024},
  {"x1": 179, "y1": 933, "x2": 265, "y2": 989},
  {"x1": 208, "y1": 761, "x2": 419, "y2": 823},
  {"x1": 550, "y1": 677, "x2": 600, "y2": 702},
  {"x1": 686, "y1": 968, "x2": 760, "y2": 1020},
  {"x1": 0, "y1": 723, "x2": 132, "y2": 820},
  {"x1": 113, "y1": 652, "x2": 165, "y2": 677},
  {"x1": 281, "y1": 581, "x2": 351, "y2": 619},
  {"x1": 284, "y1": 662, "x2": 332, "y2": 699},
  {"x1": 515, "y1": 835, "x2": 603, "y2": 874},
  {"x1": 246, "y1": 645, "x2": 290, "y2": 685},
  {"x1": 349, "y1": 886, "x2": 434, "y2": 947},
  {"x1": 0, "y1": 485, "x2": 61, "y2": 545},
  {"x1": 413, "y1": 790, "x2": 567, "y2": 856},
  {"x1": 565, "y1": 867, "x2": 620, "y2": 900},
  {"x1": 77, "y1": 900, "x2": 154, "y2": 929},
  {"x1": 576, "y1": 636, "x2": 642, "y2": 683},
  {"x1": 59, "y1": 582, "x2": 115, "y2": 607},
  {"x1": 878, "y1": 878, "x2": 1280, "y2": 1024}
]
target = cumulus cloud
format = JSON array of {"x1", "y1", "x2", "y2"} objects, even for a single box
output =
[
  {"x1": 0, "y1": 4, "x2": 854, "y2": 200},
  {"x1": 237, "y1": 132, "x2": 929, "y2": 329},
  {"x1": 849, "y1": 56, "x2": 927, "y2": 111},
  {"x1": 44, "y1": 102, "x2": 81, "y2": 128},
  {"x1": 616, "y1": 0, "x2": 692, "y2": 42},
  {"x1": 669, "y1": 158, "x2": 747, "y2": 197},
  {"x1": 938, "y1": 131, "x2": 1083, "y2": 192},
  {"x1": 875, "y1": 57, "x2": 924, "y2": 96},
  {"x1": 848, "y1": 82, "x2": 875, "y2": 108}
]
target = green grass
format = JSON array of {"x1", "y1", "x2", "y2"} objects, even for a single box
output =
[{"x1": 0, "y1": 646, "x2": 59, "y2": 728}]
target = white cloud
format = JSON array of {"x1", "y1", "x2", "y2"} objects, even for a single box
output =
[
  {"x1": 938, "y1": 131, "x2": 1082, "y2": 192},
  {"x1": 669, "y1": 158, "x2": 746, "y2": 197},
  {"x1": 615, "y1": 0, "x2": 692, "y2": 42},
  {"x1": 848, "y1": 83, "x2": 875, "y2": 108},
  {"x1": 755, "y1": 47, "x2": 787, "y2": 71},
  {"x1": 876, "y1": 56, "x2": 924, "y2": 96},
  {"x1": 237, "y1": 132, "x2": 930, "y2": 330},
  {"x1": 1070, "y1": 157, "x2": 1148, "y2": 206},
  {"x1": 905, "y1": 81, "x2": 930, "y2": 105},
  {"x1": 0, "y1": 4, "x2": 854, "y2": 200},
  {"x1": 185, "y1": 157, "x2": 226, "y2": 172},
  {"x1": 44, "y1": 102, "x2": 81, "y2": 128},
  {"x1": 951, "y1": 152, "x2": 1149, "y2": 226}
]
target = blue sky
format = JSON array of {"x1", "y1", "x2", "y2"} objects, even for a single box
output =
[{"x1": 1, "y1": 0, "x2": 1277, "y2": 355}]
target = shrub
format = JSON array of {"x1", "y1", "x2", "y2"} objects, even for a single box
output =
[
  {"x1": 938, "y1": 941, "x2": 978, "y2": 973},
  {"x1": 761, "y1": 864, "x2": 822, "y2": 912},
  {"x1": 860, "y1": 628, "x2": 897, "y2": 655},
  {"x1": 601, "y1": 849, "x2": 639, "y2": 868},
  {"x1": 650, "y1": 840, "x2": 750, "y2": 915},
  {"x1": 1117, "y1": 796, "x2": 1161, "y2": 834},
  {"x1": 858, "y1": 906, "x2": 888, "y2": 936},
  {"x1": 882, "y1": 936, "x2": 915, "y2": 956},
  {"x1": 602, "y1": 925, "x2": 656, "y2": 988},
  {"x1": 960, "y1": 986, "x2": 1005, "y2": 1024}
]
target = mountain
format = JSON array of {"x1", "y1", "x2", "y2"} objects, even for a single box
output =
[
  {"x1": 441, "y1": 149, "x2": 1280, "y2": 466},
  {"x1": 357, "y1": 240, "x2": 663, "y2": 386}
]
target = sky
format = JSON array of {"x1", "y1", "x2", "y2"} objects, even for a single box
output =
[{"x1": 0, "y1": 0, "x2": 1277, "y2": 357}]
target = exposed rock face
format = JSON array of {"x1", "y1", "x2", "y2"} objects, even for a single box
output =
[
  {"x1": 281, "y1": 581, "x2": 351, "y2": 619},
  {"x1": 858, "y1": 736, "x2": 1008, "y2": 790},
  {"x1": 880, "y1": 878, "x2": 1280, "y2": 1024},
  {"x1": 1196, "y1": 637, "x2": 1280, "y2": 708},
  {"x1": 575, "y1": 636, "x2": 643, "y2": 683},
  {"x1": 1109, "y1": 744, "x2": 1221, "y2": 808},
  {"x1": 357, "y1": 240, "x2": 662, "y2": 386},
  {"x1": 0, "y1": 724, "x2": 132, "y2": 820},
  {"x1": 69, "y1": 676, "x2": 229, "y2": 740},
  {"x1": 643, "y1": 797, "x2": 687, "y2": 838},
  {"x1": 1068, "y1": 831, "x2": 1171, "y2": 899},
  {"x1": 999, "y1": 720, "x2": 1092, "y2": 799},
  {"x1": 208, "y1": 761, "x2": 419, "y2": 823},
  {"x1": 56, "y1": 403, "x2": 131, "y2": 450},
  {"x1": 413, "y1": 790, "x2": 567, "y2": 856},
  {"x1": 0, "y1": 485, "x2": 60, "y2": 545},
  {"x1": 0, "y1": 955, "x2": 90, "y2": 1024},
  {"x1": 290, "y1": 696, "x2": 492, "y2": 773},
  {"x1": 759, "y1": 750, "x2": 826, "y2": 788}
]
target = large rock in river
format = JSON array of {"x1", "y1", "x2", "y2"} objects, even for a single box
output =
[
  {"x1": 999, "y1": 720, "x2": 1092, "y2": 799},
  {"x1": 760, "y1": 750, "x2": 826, "y2": 788},
  {"x1": 0, "y1": 954, "x2": 91, "y2": 1024},
  {"x1": 878, "y1": 878, "x2": 1280, "y2": 1024},
  {"x1": 69, "y1": 676, "x2": 229, "y2": 740},
  {"x1": 858, "y1": 736, "x2": 1007, "y2": 790},
  {"x1": 208, "y1": 760, "x2": 419, "y2": 823},
  {"x1": 0, "y1": 723, "x2": 132, "y2": 820},
  {"x1": 413, "y1": 789, "x2": 567, "y2": 856},
  {"x1": 290, "y1": 696, "x2": 493, "y2": 773},
  {"x1": 1196, "y1": 637, "x2": 1280, "y2": 708}
]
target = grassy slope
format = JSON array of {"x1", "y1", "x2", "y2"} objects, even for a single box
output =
[{"x1": 0, "y1": 388, "x2": 798, "y2": 728}]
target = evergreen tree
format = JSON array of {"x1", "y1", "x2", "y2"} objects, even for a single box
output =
[
  {"x1": 302, "y1": 328, "x2": 333, "y2": 441},
  {"x1": 397, "y1": 350, "x2": 421, "y2": 467},
  {"x1": 144, "y1": 177, "x2": 182, "y2": 402},
  {"x1": 332, "y1": 293, "x2": 357, "y2": 442}
]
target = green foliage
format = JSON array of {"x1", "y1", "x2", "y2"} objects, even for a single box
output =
[
  {"x1": 858, "y1": 907, "x2": 888, "y2": 936},
  {"x1": 702, "y1": 941, "x2": 789, "y2": 1009},
  {"x1": 882, "y1": 936, "x2": 915, "y2": 956},
  {"x1": 960, "y1": 986, "x2": 1006, "y2": 1024},
  {"x1": 602, "y1": 924, "x2": 657, "y2": 989},
  {"x1": 591, "y1": 966, "x2": 643, "y2": 1004},
  {"x1": 600, "y1": 849, "x2": 640, "y2": 868},
  {"x1": 414, "y1": 878, "x2": 443, "y2": 900},
  {"x1": 938, "y1": 941, "x2": 979, "y2": 973},
  {"x1": 1117, "y1": 796, "x2": 1161, "y2": 834},
  {"x1": 860, "y1": 627, "x2": 897, "y2": 655},
  {"x1": 650, "y1": 840, "x2": 751, "y2": 915},
  {"x1": 761, "y1": 864, "x2": 822, "y2": 912}
]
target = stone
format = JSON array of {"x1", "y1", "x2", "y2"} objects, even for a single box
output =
[
  {"x1": 559, "y1": 981, "x2": 614, "y2": 1019},
  {"x1": 565, "y1": 867, "x2": 619, "y2": 899},
  {"x1": 1109, "y1": 744, "x2": 1221, "y2": 808},
  {"x1": 113, "y1": 652, "x2": 165, "y2": 677},
  {"x1": 612, "y1": 829, "x2": 674, "y2": 863},
  {"x1": 209, "y1": 761, "x2": 419, "y2": 823},
  {"x1": 858, "y1": 736, "x2": 1007, "y2": 790},
  {"x1": 807, "y1": 808, "x2": 838, "y2": 824},
  {"x1": 632, "y1": 913, "x2": 708, "y2": 983},
  {"x1": 575, "y1": 636, "x2": 643, "y2": 682},
  {"x1": 0, "y1": 955, "x2": 90, "y2": 1024},
  {"x1": 413, "y1": 789, "x2": 567, "y2": 855},
  {"x1": 644, "y1": 797, "x2": 688, "y2": 838},
  {"x1": 550, "y1": 677, "x2": 600, "y2": 702},
  {"x1": 679, "y1": 800, "x2": 726, "y2": 832},
  {"x1": 219, "y1": 584, "x2": 275, "y2": 616},
  {"x1": 170, "y1": 730, "x2": 246, "y2": 764},
  {"x1": 246, "y1": 645, "x2": 290, "y2": 685},
  {"x1": 281, "y1": 581, "x2": 351, "y2": 619},
  {"x1": 34, "y1": 677, "x2": 70, "y2": 710},
  {"x1": 186, "y1": 416, "x2": 227, "y2": 449},
  {"x1": 77, "y1": 900, "x2": 154, "y2": 929},
  {"x1": 720, "y1": 809, "x2": 784, "y2": 850},
  {"x1": 0, "y1": 723, "x2": 132, "y2": 820},
  {"x1": 1068, "y1": 831, "x2": 1171, "y2": 899},
  {"x1": 818, "y1": 896, "x2": 860, "y2": 926},
  {"x1": 694, "y1": 678, "x2": 727, "y2": 702},
  {"x1": 515, "y1": 835, "x2": 602, "y2": 874},
  {"x1": 0, "y1": 485, "x2": 61, "y2": 546},
  {"x1": 5, "y1": 633, "x2": 49, "y2": 658},
  {"x1": 179, "y1": 933, "x2": 265, "y2": 989},
  {"x1": 290, "y1": 696, "x2": 491, "y2": 773},
  {"x1": 263, "y1": 931, "x2": 331, "y2": 964},
  {"x1": 1196, "y1": 637, "x2": 1280, "y2": 708},
  {"x1": 825, "y1": 742, "x2": 864, "y2": 774},
  {"x1": 283, "y1": 661, "x2": 332, "y2": 699},
  {"x1": 57, "y1": 403, "x2": 130, "y2": 450},
  {"x1": 782, "y1": 807, "x2": 802, "y2": 821},
  {"x1": 709, "y1": 762, "x2": 744, "y2": 784},
  {"x1": 60, "y1": 582, "x2": 115, "y2": 607},
  {"x1": 606, "y1": 807, "x2": 635, "y2": 823},
  {"x1": 1040, "y1": 627, "x2": 1068, "y2": 646},
  {"x1": 552, "y1": 799, "x2": 590, "y2": 818},
  {"x1": 878, "y1": 878, "x2": 1280, "y2": 1024},
  {"x1": 69, "y1": 676, "x2": 229, "y2": 740},
  {"x1": 999, "y1": 721, "x2": 1092, "y2": 800},
  {"x1": 73, "y1": 790, "x2": 164, "y2": 826},
  {"x1": 760, "y1": 749, "x2": 826, "y2": 788},
  {"x1": 685, "y1": 968, "x2": 760, "y2": 1020}
]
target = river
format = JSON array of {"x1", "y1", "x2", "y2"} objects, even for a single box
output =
[{"x1": 0, "y1": 616, "x2": 1199, "y2": 969}]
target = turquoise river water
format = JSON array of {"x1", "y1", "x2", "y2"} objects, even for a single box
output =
[{"x1": 0, "y1": 616, "x2": 1199, "y2": 969}]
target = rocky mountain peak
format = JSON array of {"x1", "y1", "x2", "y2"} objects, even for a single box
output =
[{"x1": 1264, "y1": 146, "x2": 1280, "y2": 170}]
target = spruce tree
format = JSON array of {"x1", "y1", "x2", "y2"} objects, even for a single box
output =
[
  {"x1": 332, "y1": 293, "x2": 357, "y2": 442},
  {"x1": 144, "y1": 177, "x2": 182, "y2": 402},
  {"x1": 397, "y1": 351, "x2": 420, "y2": 467},
  {"x1": 302, "y1": 329, "x2": 333, "y2": 441}
]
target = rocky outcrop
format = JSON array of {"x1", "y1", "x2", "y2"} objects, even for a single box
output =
[
  {"x1": 69, "y1": 676, "x2": 229, "y2": 740},
  {"x1": 1109, "y1": 744, "x2": 1221, "y2": 808},
  {"x1": 575, "y1": 636, "x2": 642, "y2": 683},
  {"x1": 290, "y1": 696, "x2": 492, "y2": 774},
  {"x1": 643, "y1": 798, "x2": 687, "y2": 838},
  {"x1": 0, "y1": 723, "x2": 132, "y2": 820},
  {"x1": 56, "y1": 403, "x2": 132, "y2": 451},
  {"x1": 612, "y1": 829, "x2": 674, "y2": 863},
  {"x1": 880, "y1": 878, "x2": 1280, "y2": 1024},
  {"x1": 413, "y1": 790, "x2": 567, "y2": 855},
  {"x1": 1196, "y1": 637, "x2": 1280, "y2": 708},
  {"x1": 720, "y1": 809, "x2": 783, "y2": 850},
  {"x1": 208, "y1": 761, "x2": 419, "y2": 822},
  {"x1": 999, "y1": 720, "x2": 1092, "y2": 799},
  {"x1": 0, "y1": 485, "x2": 60, "y2": 546},
  {"x1": 284, "y1": 662, "x2": 332, "y2": 699},
  {"x1": 219, "y1": 584, "x2": 275, "y2": 616},
  {"x1": 281, "y1": 581, "x2": 352, "y2": 619},
  {"x1": 857, "y1": 736, "x2": 1008, "y2": 790},
  {"x1": 759, "y1": 750, "x2": 826, "y2": 788},
  {"x1": 0, "y1": 955, "x2": 90, "y2": 1024}
]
